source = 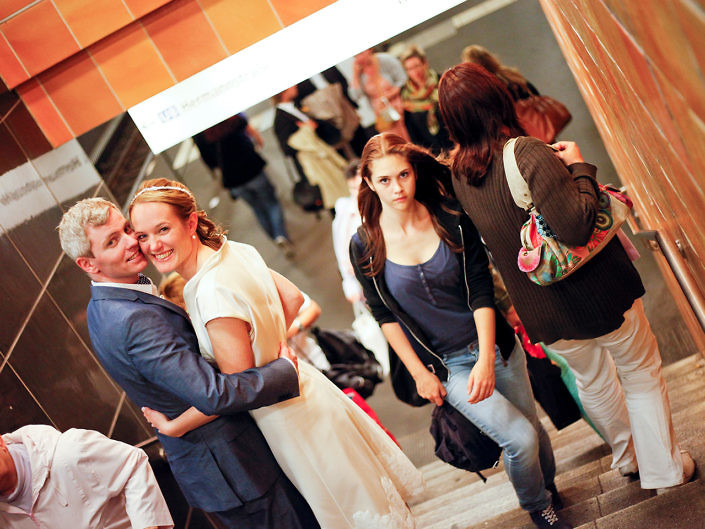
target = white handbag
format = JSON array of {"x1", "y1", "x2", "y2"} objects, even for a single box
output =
[{"x1": 351, "y1": 302, "x2": 390, "y2": 376}]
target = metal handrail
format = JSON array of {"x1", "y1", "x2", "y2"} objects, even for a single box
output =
[{"x1": 632, "y1": 229, "x2": 705, "y2": 334}]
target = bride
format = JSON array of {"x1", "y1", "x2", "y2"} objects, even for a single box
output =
[{"x1": 129, "y1": 178, "x2": 424, "y2": 529}]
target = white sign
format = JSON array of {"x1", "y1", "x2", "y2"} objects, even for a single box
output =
[
  {"x1": 0, "y1": 140, "x2": 100, "y2": 231},
  {"x1": 129, "y1": 0, "x2": 465, "y2": 153}
]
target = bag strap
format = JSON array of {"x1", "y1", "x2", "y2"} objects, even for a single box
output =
[{"x1": 502, "y1": 138, "x2": 534, "y2": 211}]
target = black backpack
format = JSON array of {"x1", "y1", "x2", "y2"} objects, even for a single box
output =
[
  {"x1": 389, "y1": 349, "x2": 429, "y2": 407},
  {"x1": 311, "y1": 327, "x2": 383, "y2": 399},
  {"x1": 429, "y1": 402, "x2": 502, "y2": 482}
]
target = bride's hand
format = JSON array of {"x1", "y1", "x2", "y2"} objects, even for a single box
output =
[{"x1": 142, "y1": 407, "x2": 174, "y2": 435}]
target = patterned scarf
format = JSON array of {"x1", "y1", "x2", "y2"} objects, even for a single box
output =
[{"x1": 401, "y1": 68, "x2": 440, "y2": 135}]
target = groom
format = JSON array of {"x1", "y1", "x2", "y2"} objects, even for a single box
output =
[{"x1": 58, "y1": 197, "x2": 319, "y2": 529}]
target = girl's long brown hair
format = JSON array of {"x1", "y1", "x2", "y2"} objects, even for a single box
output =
[
  {"x1": 129, "y1": 177, "x2": 226, "y2": 250},
  {"x1": 438, "y1": 63, "x2": 524, "y2": 187},
  {"x1": 357, "y1": 133, "x2": 460, "y2": 277}
]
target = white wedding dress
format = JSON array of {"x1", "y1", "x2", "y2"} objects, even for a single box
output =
[{"x1": 183, "y1": 240, "x2": 424, "y2": 529}]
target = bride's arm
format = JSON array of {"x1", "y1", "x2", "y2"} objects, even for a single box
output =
[
  {"x1": 270, "y1": 270, "x2": 304, "y2": 329},
  {"x1": 142, "y1": 318, "x2": 258, "y2": 437},
  {"x1": 206, "y1": 317, "x2": 256, "y2": 374}
]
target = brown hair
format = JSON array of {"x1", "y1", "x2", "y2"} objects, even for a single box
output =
[
  {"x1": 438, "y1": 63, "x2": 524, "y2": 186},
  {"x1": 460, "y1": 45, "x2": 530, "y2": 93},
  {"x1": 159, "y1": 272, "x2": 187, "y2": 309},
  {"x1": 344, "y1": 158, "x2": 361, "y2": 180},
  {"x1": 128, "y1": 178, "x2": 226, "y2": 250},
  {"x1": 357, "y1": 133, "x2": 460, "y2": 277}
]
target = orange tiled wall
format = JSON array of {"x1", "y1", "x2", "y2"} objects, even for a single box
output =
[
  {"x1": 539, "y1": 0, "x2": 705, "y2": 347},
  {"x1": 0, "y1": 0, "x2": 336, "y2": 144}
]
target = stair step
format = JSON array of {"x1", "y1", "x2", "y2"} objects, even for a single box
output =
[
  {"x1": 414, "y1": 452, "x2": 643, "y2": 528},
  {"x1": 464, "y1": 433, "x2": 705, "y2": 529},
  {"x1": 575, "y1": 480, "x2": 705, "y2": 529},
  {"x1": 412, "y1": 354, "x2": 705, "y2": 529},
  {"x1": 661, "y1": 353, "x2": 704, "y2": 378}
]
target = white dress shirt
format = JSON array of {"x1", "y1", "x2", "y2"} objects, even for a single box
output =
[{"x1": 0, "y1": 425, "x2": 173, "y2": 529}]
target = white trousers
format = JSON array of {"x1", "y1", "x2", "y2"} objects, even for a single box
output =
[{"x1": 549, "y1": 299, "x2": 683, "y2": 488}]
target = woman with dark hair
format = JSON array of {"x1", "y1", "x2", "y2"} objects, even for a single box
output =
[
  {"x1": 349, "y1": 133, "x2": 570, "y2": 529},
  {"x1": 438, "y1": 63, "x2": 693, "y2": 499},
  {"x1": 460, "y1": 45, "x2": 539, "y2": 101}
]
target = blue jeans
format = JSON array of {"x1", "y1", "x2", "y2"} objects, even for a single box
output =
[
  {"x1": 230, "y1": 172, "x2": 288, "y2": 240},
  {"x1": 442, "y1": 338, "x2": 555, "y2": 512}
]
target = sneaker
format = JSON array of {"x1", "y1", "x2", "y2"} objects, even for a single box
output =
[
  {"x1": 530, "y1": 504, "x2": 572, "y2": 529},
  {"x1": 545, "y1": 482, "x2": 564, "y2": 510},
  {"x1": 656, "y1": 450, "x2": 696, "y2": 494}
]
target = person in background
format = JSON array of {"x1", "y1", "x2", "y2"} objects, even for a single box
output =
[
  {"x1": 285, "y1": 293, "x2": 396, "y2": 445},
  {"x1": 460, "y1": 45, "x2": 539, "y2": 101},
  {"x1": 159, "y1": 271, "x2": 186, "y2": 310},
  {"x1": 350, "y1": 133, "x2": 570, "y2": 529},
  {"x1": 333, "y1": 159, "x2": 365, "y2": 304},
  {"x1": 438, "y1": 62, "x2": 695, "y2": 499},
  {"x1": 0, "y1": 424, "x2": 173, "y2": 529},
  {"x1": 273, "y1": 85, "x2": 349, "y2": 211},
  {"x1": 296, "y1": 66, "x2": 370, "y2": 157},
  {"x1": 333, "y1": 159, "x2": 391, "y2": 375},
  {"x1": 286, "y1": 293, "x2": 331, "y2": 372},
  {"x1": 350, "y1": 48, "x2": 410, "y2": 140},
  {"x1": 193, "y1": 114, "x2": 294, "y2": 258},
  {"x1": 400, "y1": 45, "x2": 453, "y2": 154}
]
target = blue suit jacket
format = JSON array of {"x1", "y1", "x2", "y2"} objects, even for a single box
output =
[{"x1": 87, "y1": 285, "x2": 299, "y2": 512}]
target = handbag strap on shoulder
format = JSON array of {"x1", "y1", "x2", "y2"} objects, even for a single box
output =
[{"x1": 502, "y1": 138, "x2": 534, "y2": 211}]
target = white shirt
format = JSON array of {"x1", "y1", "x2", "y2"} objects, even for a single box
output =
[
  {"x1": 310, "y1": 73, "x2": 329, "y2": 89},
  {"x1": 0, "y1": 425, "x2": 173, "y2": 529},
  {"x1": 332, "y1": 196, "x2": 364, "y2": 300},
  {"x1": 92, "y1": 278, "x2": 159, "y2": 297},
  {"x1": 0, "y1": 445, "x2": 32, "y2": 514},
  {"x1": 277, "y1": 102, "x2": 311, "y2": 123}
]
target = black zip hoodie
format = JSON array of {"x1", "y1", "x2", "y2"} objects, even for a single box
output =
[{"x1": 349, "y1": 200, "x2": 515, "y2": 382}]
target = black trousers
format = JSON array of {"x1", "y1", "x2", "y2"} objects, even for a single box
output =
[{"x1": 211, "y1": 473, "x2": 320, "y2": 529}]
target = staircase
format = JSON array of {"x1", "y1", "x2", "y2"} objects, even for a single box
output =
[{"x1": 410, "y1": 353, "x2": 705, "y2": 529}]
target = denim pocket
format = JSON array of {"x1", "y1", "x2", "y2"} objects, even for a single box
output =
[{"x1": 442, "y1": 344, "x2": 478, "y2": 369}]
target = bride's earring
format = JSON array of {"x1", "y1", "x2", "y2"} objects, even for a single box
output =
[{"x1": 192, "y1": 234, "x2": 196, "y2": 240}]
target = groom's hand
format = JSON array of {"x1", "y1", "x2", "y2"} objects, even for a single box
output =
[{"x1": 278, "y1": 342, "x2": 299, "y2": 375}]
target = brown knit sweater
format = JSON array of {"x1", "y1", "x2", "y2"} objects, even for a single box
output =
[{"x1": 452, "y1": 136, "x2": 644, "y2": 344}]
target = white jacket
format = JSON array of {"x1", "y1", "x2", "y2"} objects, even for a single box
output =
[
  {"x1": 0, "y1": 425, "x2": 173, "y2": 529},
  {"x1": 332, "y1": 195, "x2": 364, "y2": 301}
]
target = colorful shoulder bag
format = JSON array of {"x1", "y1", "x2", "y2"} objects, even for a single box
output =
[{"x1": 502, "y1": 138, "x2": 632, "y2": 286}]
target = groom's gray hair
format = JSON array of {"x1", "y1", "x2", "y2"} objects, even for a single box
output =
[{"x1": 58, "y1": 197, "x2": 120, "y2": 260}]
